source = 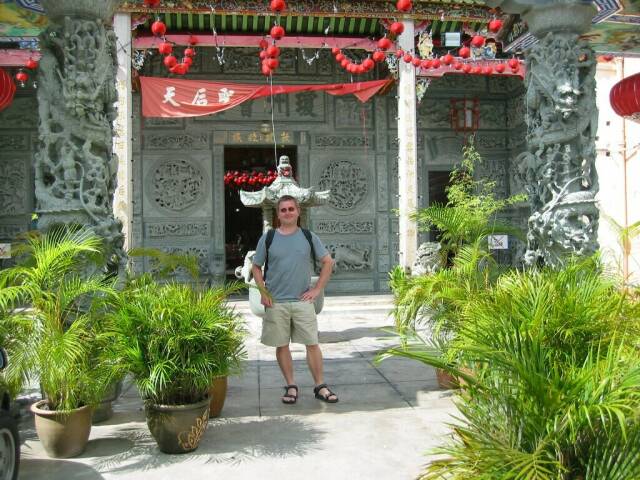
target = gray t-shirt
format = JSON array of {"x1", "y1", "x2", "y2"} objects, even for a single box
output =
[{"x1": 253, "y1": 228, "x2": 328, "y2": 302}]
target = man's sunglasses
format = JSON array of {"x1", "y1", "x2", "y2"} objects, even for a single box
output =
[{"x1": 279, "y1": 207, "x2": 296, "y2": 213}]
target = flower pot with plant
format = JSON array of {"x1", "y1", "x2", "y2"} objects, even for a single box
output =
[
  {"x1": 107, "y1": 277, "x2": 246, "y2": 453},
  {"x1": 0, "y1": 228, "x2": 116, "y2": 458}
]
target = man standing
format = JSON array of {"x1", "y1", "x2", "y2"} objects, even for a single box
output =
[{"x1": 252, "y1": 195, "x2": 338, "y2": 404}]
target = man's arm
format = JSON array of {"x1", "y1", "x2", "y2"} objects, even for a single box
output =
[
  {"x1": 252, "y1": 264, "x2": 273, "y2": 307},
  {"x1": 300, "y1": 253, "x2": 333, "y2": 302}
]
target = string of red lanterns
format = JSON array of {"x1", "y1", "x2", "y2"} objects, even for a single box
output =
[
  {"x1": 224, "y1": 170, "x2": 278, "y2": 190},
  {"x1": 13, "y1": 56, "x2": 38, "y2": 87},
  {"x1": 146, "y1": 0, "x2": 516, "y2": 79}
]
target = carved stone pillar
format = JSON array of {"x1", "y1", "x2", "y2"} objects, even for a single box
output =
[
  {"x1": 113, "y1": 13, "x2": 133, "y2": 251},
  {"x1": 397, "y1": 20, "x2": 419, "y2": 271},
  {"x1": 489, "y1": 0, "x2": 599, "y2": 267},
  {"x1": 35, "y1": 0, "x2": 124, "y2": 266}
]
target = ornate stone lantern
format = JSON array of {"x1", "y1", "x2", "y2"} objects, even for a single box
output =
[
  {"x1": 235, "y1": 155, "x2": 331, "y2": 317},
  {"x1": 239, "y1": 155, "x2": 330, "y2": 232}
]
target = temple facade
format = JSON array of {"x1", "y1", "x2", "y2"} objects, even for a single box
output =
[{"x1": 0, "y1": 0, "x2": 639, "y2": 290}]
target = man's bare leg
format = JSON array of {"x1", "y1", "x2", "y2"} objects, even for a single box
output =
[
  {"x1": 306, "y1": 344, "x2": 337, "y2": 401},
  {"x1": 276, "y1": 345, "x2": 297, "y2": 402}
]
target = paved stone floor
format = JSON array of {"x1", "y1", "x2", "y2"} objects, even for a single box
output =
[{"x1": 18, "y1": 295, "x2": 456, "y2": 479}]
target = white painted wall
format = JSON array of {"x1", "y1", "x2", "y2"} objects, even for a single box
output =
[{"x1": 596, "y1": 57, "x2": 640, "y2": 286}]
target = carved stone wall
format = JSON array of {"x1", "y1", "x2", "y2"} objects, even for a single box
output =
[
  {"x1": 130, "y1": 47, "x2": 528, "y2": 292},
  {"x1": 0, "y1": 95, "x2": 37, "y2": 243}
]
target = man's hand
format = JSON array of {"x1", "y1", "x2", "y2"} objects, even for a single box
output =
[
  {"x1": 261, "y1": 294, "x2": 273, "y2": 307},
  {"x1": 300, "y1": 287, "x2": 320, "y2": 303}
]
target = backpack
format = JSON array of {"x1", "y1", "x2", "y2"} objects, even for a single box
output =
[{"x1": 263, "y1": 228, "x2": 318, "y2": 281}]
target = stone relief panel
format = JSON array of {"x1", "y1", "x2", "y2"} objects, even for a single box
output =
[
  {"x1": 143, "y1": 133, "x2": 209, "y2": 150},
  {"x1": 144, "y1": 117, "x2": 185, "y2": 129},
  {"x1": 476, "y1": 157, "x2": 509, "y2": 198},
  {"x1": 334, "y1": 96, "x2": 374, "y2": 128},
  {"x1": 0, "y1": 98, "x2": 38, "y2": 129},
  {"x1": 474, "y1": 133, "x2": 508, "y2": 151},
  {"x1": 507, "y1": 96, "x2": 526, "y2": 129},
  {"x1": 0, "y1": 134, "x2": 29, "y2": 151},
  {"x1": 479, "y1": 102, "x2": 507, "y2": 130},
  {"x1": 425, "y1": 134, "x2": 464, "y2": 165},
  {"x1": 0, "y1": 158, "x2": 28, "y2": 215},
  {"x1": 0, "y1": 224, "x2": 25, "y2": 241},
  {"x1": 313, "y1": 219, "x2": 374, "y2": 234},
  {"x1": 317, "y1": 160, "x2": 368, "y2": 211},
  {"x1": 325, "y1": 242, "x2": 373, "y2": 272},
  {"x1": 143, "y1": 155, "x2": 211, "y2": 218},
  {"x1": 417, "y1": 98, "x2": 451, "y2": 128},
  {"x1": 145, "y1": 222, "x2": 211, "y2": 238},
  {"x1": 146, "y1": 246, "x2": 211, "y2": 277},
  {"x1": 314, "y1": 134, "x2": 374, "y2": 148}
]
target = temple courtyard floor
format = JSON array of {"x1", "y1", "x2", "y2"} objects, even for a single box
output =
[{"x1": 17, "y1": 295, "x2": 456, "y2": 479}]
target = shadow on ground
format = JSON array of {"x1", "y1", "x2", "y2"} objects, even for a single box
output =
[
  {"x1": 19, "y1": 459, "x2": 106, "y2": 479},
  {"x1": 90, "y1": 416, "x2": 325, "y2": 474}
]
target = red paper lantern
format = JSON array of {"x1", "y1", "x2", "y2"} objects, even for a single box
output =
[
  {"x1": 184, "y1": 47, "x2": 195, "y2": 57},
  {"x1": 356, "y1": 65, "x2": 365, "y2": 75},
  {"x1": 424, "y1": 59, "x2": 433, "y2": 69},
  {"x1": 362, "y1": 58, "x2": 375, "y2": 70},
  {"x1": 270, "y1": 0, "x2": 286, "y2": 12},
  {"x1": 442, "y1": 53, "x2": 454, "y2": 65},
  {"x1": 266, "y1": 45, "x2": 280, "y2": 57},
  {"x1": 270, "y1": 25, "x2": 285, "y2": 40},
  {"x1": 462, "y1": 64, "x2": 473, "y2": 74},
  {"x1": 508, "y1": 58, "x2": 519, "y2": 69},
  {"x1": 453, "y1": 62, "x2": 463, "y2": 70},
  {"x1": 609, "y1": 73, "x2": 640, "y2": 123},
  {"x1": 459, "y1": 46, "x2": 471, "y2": 58},
  {"x1": 259, "y1": 50, "x2": 268, "y2": 60},
  {"x1": 396, "y1": 0, "x2": 412, "y2": 12},
  {"x1": 341, "y1": 59, "x2": 349, "y2": 68},
  {"x1": 472, "y1": 66, "x2": 483, "y2": 75},
  {"x1": 602, "y1": 54, "x2": 615, "y2": 62},
  {"x1": 335, "y1": 53, "x2": 345, "y2": 62},
  {"x1": 420, "y1": 59, "x2": 430, "y2": 69},
  {"x1": 395, "y1": 49, "x2": 405, "y2": 58},
  {"x1": 170, "y1": 63, "x2": 188, "y2": 75},
  {"x1": 163, "y1": 55, "x2": 178, "y2": 68},
  {"x1": 158, "y1": 42, "x2": 172, "y2": 55},
  {"x1": 151, "y1": 20, "x2": 166, "y2": 36},
  {"x1": 495, "y1": 63, "x2": 506, "y2": 73},
  {"x1": 377, "y1": 37, "x2": 393, "y2": 50},
  {"x1": 403, "y1": 54, "x2": 413, "y2": 64},
  {"x1": 483, "y1": 65, "x2": 493, "y2": 75},
  {"x1": 182, "y1": 56, "x2": 193, "y2": 66},
  {"x1": 15, "y1": 71, "x2": 29, "y2": 85},
  {"x1": 412, "y1": 57, "x2": 421, "y2": 67},
  {"x1": 431, "y1": 58, "x2": 441, "y2": 69},
  {"x1": 372, "y1": 51, "x2": 386, "y2": 63},
  {"x1": 488, "y1": 19, "x2": 503, "y2": 34},
  {"x1": 25, "y1": 58, "x2": 39, "y2": 70},
  {"x1": 267, "y1": 58, "x2": 279, "y2": 69},
  {"x1": 471, "y1": 35, "x2": 485, "y2": 48},
  {"x1": 143, "y1": 0, "x2": 161, "y2": 7},
  {"x1": 389, "y1": 22, "x2": 404, "y2": 36},
  {"x1": 259, "y1": 39, "x2": 269, "y2": 50},
  {"x1": 331, "y1": 47, "x2": 341, "y2": 56}
]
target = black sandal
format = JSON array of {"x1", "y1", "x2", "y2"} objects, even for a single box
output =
[
  {"x1": 313, "y1": 383, "x2": 338, "y2": 403},
  {"x1": 282, "y1": 384, "x2": 298, "y2": 404}
]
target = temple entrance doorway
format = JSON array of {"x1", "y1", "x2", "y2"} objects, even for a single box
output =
[{"x1": 224, "y1": 146, "x2": 297, "y2": 280}]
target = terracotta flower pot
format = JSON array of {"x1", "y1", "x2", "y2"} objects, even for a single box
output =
[
  {"x1": 145, "y1": 397, "x2": 210, "y2": 454},
  {"x1": 31, "y1": 400, "x2": 92, "y2": 458},
  {"x1": 208, "y1": 376, "x2": 228, "y2": 418}
]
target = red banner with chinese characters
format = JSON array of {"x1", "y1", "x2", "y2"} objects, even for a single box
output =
[{"x1": 140, "y1": 76, "x2": 391, "y2": 118}]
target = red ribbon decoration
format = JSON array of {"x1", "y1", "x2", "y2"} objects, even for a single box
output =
[{"x1": 140, "y1": 76, "x2": 391, "y2": 118}]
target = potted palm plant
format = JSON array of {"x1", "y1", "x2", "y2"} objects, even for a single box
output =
[
  {"x1": 0, "y1": 228, "x2": 115, "y2": 458},
  {"x1": 106, "y1": 276, "x2": 246, "y2": 454}
]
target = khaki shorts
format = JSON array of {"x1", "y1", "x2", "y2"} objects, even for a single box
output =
[{"x1": 261, "y1": 301, "x2": 318, "y2": 347}]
